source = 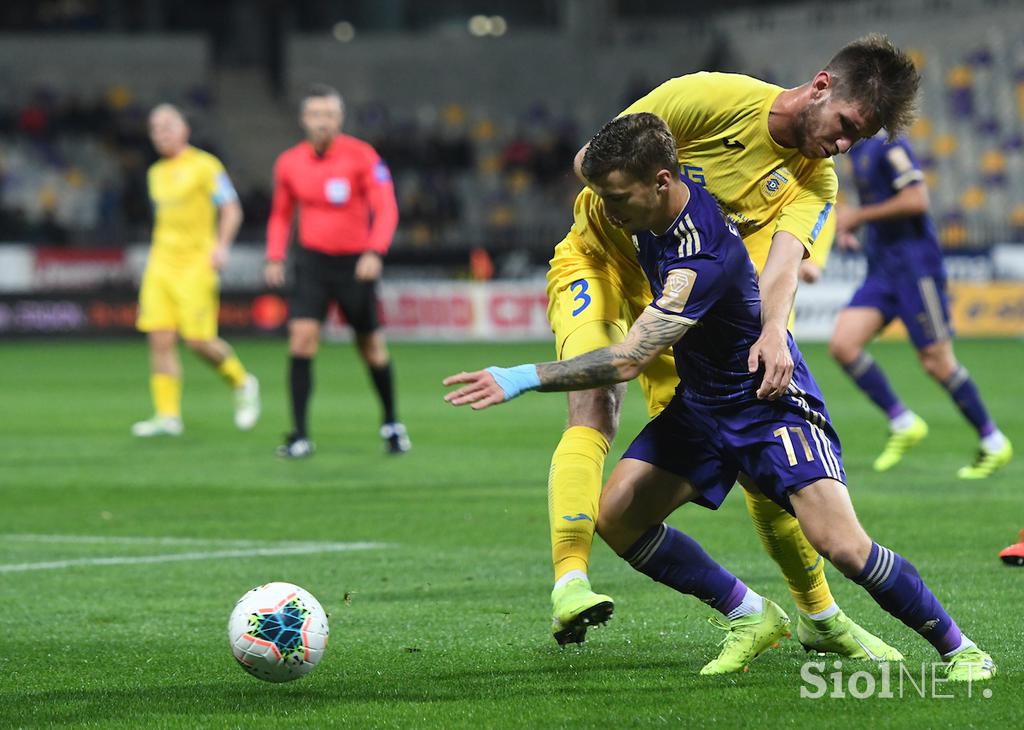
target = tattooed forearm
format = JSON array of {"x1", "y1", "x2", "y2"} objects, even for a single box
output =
[
  {"x1": 537, "y1": 348, "x2": 622, "y2": 391},
  {"x1": 534, "y1": 309, "x2": 689, "y2": 392}
]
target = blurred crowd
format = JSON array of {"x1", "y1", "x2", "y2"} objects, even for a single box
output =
[
  {"x1": 0, "y1": 86, "x2": 585, "y2": 252},
  {"x1": 3, "y1": 36, "x2": 1024, "y2": 252},
  {"x1": 0, "y1": 85, "x2": 217, "y2": 244}
]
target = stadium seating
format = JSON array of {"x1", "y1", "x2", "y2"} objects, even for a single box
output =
[{"x1": 2, "y1": 0, "x2": 1022, "y2": 253}]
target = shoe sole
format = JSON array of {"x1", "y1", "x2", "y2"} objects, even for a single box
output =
[
  {"x1": 1001, "y1": 555, "x2": 1024, "y2": 566},
  {"x1": 797, "y1": 639, "x2": 898, "y2": 661},
  {"x1": 553, "y1": 601, "x2": 614, "y2": 646}
]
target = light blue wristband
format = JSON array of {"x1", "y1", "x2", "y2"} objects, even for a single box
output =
[{"x1": 486, "y1": 364, "x2": 541, "y2": 401}]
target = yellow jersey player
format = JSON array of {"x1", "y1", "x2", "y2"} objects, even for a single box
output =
[
  {"x1": 545, "y1": 35, "x2": 919, "y2": 663},
  {"x1": 132, "y1": 104, "x2": 260, "y2": 437}
]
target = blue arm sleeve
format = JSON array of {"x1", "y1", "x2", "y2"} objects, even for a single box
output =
[
  {"x1": 485, "y1": 365, "x2": 541, "y2": 401},
  {"x1": 212, "y1": 171, "x2": 239, "y2": 205}
]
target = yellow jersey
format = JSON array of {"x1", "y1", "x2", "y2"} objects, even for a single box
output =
[
  {"x1": 147, "y1": 146, "x2": 237, "y2": 267},
  {"x1": 551, "y1": 72, "x2": 837, "y2": 286}
]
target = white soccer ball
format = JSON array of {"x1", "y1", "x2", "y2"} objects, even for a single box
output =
[{"x1": 228, "y1": 582, "x2": 329, "y2": 683}]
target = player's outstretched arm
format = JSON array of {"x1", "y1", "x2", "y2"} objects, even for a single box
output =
[{"x1": 443, "y1": 309, "x2": 689, "y2": 410}]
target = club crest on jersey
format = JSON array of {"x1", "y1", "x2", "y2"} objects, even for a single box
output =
[
  {"x1": 656, "y1": 268, "x2": 697, "y2": 312},
  {"x1": 325, "y1": 177, "x2": 351, "y2": 204},
  {"x1": 761, "y1": 168, "x2": 791, "y2": 199}
]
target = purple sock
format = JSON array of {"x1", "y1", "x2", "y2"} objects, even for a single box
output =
[
  {"x1": 855, "y1": 542, "x2": 963, "y2": 656},
  {"x1": 943, "y1": 366, "x2": 996, "y2": 437},
  {"x1": 621, "y1": 523, "x2": 746, "y2": 615},
  {"x1": 842, "y1": 354, "x2": 906, "y2": 419}
]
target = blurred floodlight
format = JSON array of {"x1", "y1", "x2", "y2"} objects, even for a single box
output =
[
  {"x1": 490, "y1": 16, "x2": 507, "y2": 36},
  {"x1": 468, "y1": 15, "x2": 492, "y2": 36},
  {"x1": 332, "y1": 21, "x2": 356, "y2": 42}
]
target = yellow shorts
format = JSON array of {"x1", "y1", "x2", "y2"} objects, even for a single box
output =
[
  {"x1": 547, "y1": 258, "x2": 678, "y2": 417},
  {"x1": 137, "y1": 261, "x2": 219, "y2": 341}
]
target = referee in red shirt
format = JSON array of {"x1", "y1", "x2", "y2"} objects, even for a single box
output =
[{"x1": 265, "y1": 83, "x2": 409, "y2": 458}]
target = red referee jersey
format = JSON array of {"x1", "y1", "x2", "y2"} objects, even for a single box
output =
[{"x1": 266, "y1": 134, "x2": 398, "y2": 261}]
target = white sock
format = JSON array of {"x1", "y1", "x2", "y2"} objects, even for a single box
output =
[
  {"x1": 942, "y1": 635, "x2": 976, "y2": 659},
  {"x1": 802, "y1": 602, "x2": 840, "y2": 622},
  {"x1": 727, "y1": 588, "x2": 764, "y2": 621},
  {"x1": 890, "y1": 410, "x2": 917, "y2": 432},
  {"x1": 981, "y1": 430, "x2": 1007, "y2": 453},
  {"x1": 554, "y1": 570, "x2": 588, "y2": 590}
]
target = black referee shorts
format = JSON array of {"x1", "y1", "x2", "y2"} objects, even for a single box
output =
[{"x1": 287, "y1": 247, "x2": 380, "y2": 334}]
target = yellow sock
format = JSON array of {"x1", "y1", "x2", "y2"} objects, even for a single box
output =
[
  {"x1": 151, "y1": 373, "x2": 181, "y2": 418},
  {"x1": 549, "y1": 425, "x2": 610, "y2": 582},
  {"x1": 743, "y1": 489, "x2": 835, "y2": 615},
  {"x1": 217, "y1": 355, "x2": 248, "y2": 389}
]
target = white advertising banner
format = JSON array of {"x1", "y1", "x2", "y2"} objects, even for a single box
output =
[
  {"x1": 324, "y1": 280, "x2": 552, "y2": 341},
  {"x1": 792, "y1": 281, "x2": 858, "y2": 342}
]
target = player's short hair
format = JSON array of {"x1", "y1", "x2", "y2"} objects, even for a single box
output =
[
  {"x1": 824, "y1": 33, "x2": 920, "y2": 140},
  {"x1": 301, "y1": 83, "x2": 344, "y2": 112},
  {"x1": 149, "y1": 102, "x2": 188, "y2": 125},
  {"x1": 581, "y1": 113, "x2": 679, "y2": 182}
]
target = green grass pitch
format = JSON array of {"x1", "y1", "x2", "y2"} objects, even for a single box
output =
[{"x1": 1, "y1": 338, "x2": 1021, "y2": 728}]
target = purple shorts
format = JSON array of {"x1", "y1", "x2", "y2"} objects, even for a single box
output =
[
  {"x1": 621, "y1": 360, "x2": 846, "y2": 514},
  {"x1": 848, "y1": 273, "x2": 952, "y2": 348}
]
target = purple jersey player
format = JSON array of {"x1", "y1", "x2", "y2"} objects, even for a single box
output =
[
  {"x1": 831, "y1": 134, "x2": 1011, "y2": 478},
  {"x1": 444, "y1": 114, "x2": 995, "y2": 680}
]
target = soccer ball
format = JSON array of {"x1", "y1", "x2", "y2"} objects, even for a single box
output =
[{"x1": 228, "y1": 582, "x2": 329, "y2": 682}]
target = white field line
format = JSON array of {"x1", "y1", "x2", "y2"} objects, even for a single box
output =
[
  {"x1": 0, "y1": 534, "x2": 331, "y2": 547},
  {"x1": 0, "y1": 534, "x2": 388, "y2": 573}
]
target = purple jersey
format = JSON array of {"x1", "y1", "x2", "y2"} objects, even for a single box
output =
[
  {"x1": 624, "y1": 176, "x2": 846, "y2": 514},
  {"x1": 635, "y1": 175, "x2": 802, "y2": 405},
  {"x1": 846, "y1": 136, "x2": 952, "y2": 347},
  {"x1": 848, "y1": 135, "x2": 944, "y2": 277}
]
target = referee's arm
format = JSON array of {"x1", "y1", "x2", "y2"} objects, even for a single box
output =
[
  {"x1": 265, "y1": 158, "x2": 295, "y2": 288},
  {"x1": 355, "y1": 159, "x2": 399, "y2": 281}
]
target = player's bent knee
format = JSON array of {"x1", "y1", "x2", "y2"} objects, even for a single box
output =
[
  {"x1": 810, "y1": 533, "x2": 871, "y2": 577},
  {"x1": 595, "y1": 512, "x2": 631, "y2": 555},
  {"x1": 595, "y1": 486, "x2": 634, "y2": 554},
  {"x1": 918, "y1": 346, "x2": 956, "y2": 382},
  {"x1": 828, "y1": 337, "x2": 859, "y2": 365},
  {"x1": 567, "y1": 385, "x2": 625, "y2": 443},
  {"x1": 288, "y1": 330, "x2": 320, "y2": 357},
  {"x1": 148, "y1": 330, "x2": 177, "y2": 352}
]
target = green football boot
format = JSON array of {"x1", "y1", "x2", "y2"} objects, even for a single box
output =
[
  {"x1": 873, "y1": 414, "x2": 928, "y2": 472},
  {"x1": 957, "y1": 438, "x2": 1013, "y2": 479},
  {"x1": 796, "y1": 610, "x2": 903, "y2": 661},
  {"x1": 699, "y1": 598, "x2": 790, "y2": 675},
  {"x1": 945, "y1": 646, "x2": 996, "y2": 682},
  {"x1": 550, "y1": 578, "x2": 614, "y2": 646}
]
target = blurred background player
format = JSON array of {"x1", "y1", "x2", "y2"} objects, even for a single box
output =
[
  {"x1": 265, "y1": 84, "x2": 407, "y2": 458},
  {"x1": 831, "y1": 134, "x2": 1012, "y2": 478},
  {"x1": 132, "y1": 104, "x2": 260, "y2": 437},
  {"x1": 543, "y1": 35, "x2": 914, "y2": 653}
]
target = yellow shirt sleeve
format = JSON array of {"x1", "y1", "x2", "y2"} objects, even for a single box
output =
[
  {"x1": 807, "y1": 207, "x2": 836, "y2": 268},
  {"x1": 773, "y1": 162, "x2": 838, "y2": 256}
]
